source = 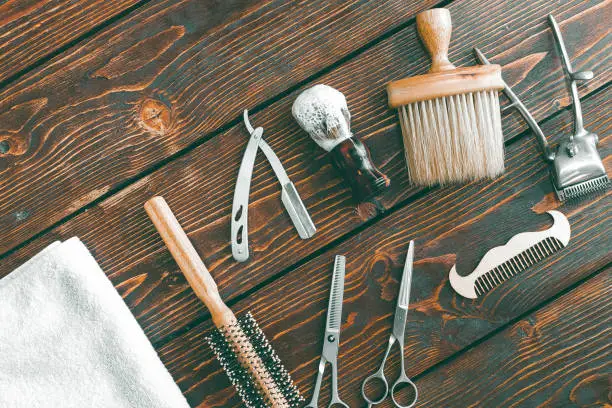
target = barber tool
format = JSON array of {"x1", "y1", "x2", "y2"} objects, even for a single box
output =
[
  {"x1": 362, "y1": 241, "x2": 418, "y2": 408},
  {"x1": 475, "y1": 17, "x2": 608, "y2": 202},
  {"x1": 232, "y1": 110, "x2": 316, "y2": 262},
  {"x1": 387, "y1": 8, "x2": 505, "y2": 186},
  {"x1": 306, "y1": 255, "x2": 349, "y2": 408},
  {"x1": 145, "y1": 196, "x2": 303, "y2": 408},
  {"x1": 449, "y1": 211, "x2": 571, "y2": 299},
  {"x1": 292, "y1": 84, "x2": 390, "y2": 202}
]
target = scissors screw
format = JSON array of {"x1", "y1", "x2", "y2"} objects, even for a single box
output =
[{"x1": 327, "y1": 335, "x2": 336, "y2": 343}]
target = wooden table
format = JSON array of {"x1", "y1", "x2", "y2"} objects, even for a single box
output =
[{"x1": 1, "y1": 0, "x2": 610, "y2": 406}]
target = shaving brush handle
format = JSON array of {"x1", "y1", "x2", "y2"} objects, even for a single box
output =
[
  {"x1": 144, "y1": 196, "x2": 234, "y2": 328},
  {"x1": 330, "y1": 138, "x2": 390, "y2": 202},
  {"x1": 417, "y1": 8, "x2": 456, "y2": 73}
]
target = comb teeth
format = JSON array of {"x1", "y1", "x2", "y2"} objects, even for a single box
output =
[
  {"x1": 474, "y1": 237, "x2": 564, "y2": 297},
  {"x1": 327, "y1": 255, "x2": 346, "y2": 331},
  {"x1": 207, "y1": 313, "x2": 303, "y2": 408},
  {"x1": 555, "y1": 175, "x2": 610, "y2": 201}
]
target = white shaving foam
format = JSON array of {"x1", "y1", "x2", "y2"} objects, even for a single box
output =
[{"x1": 292, "y1": 84, "x2": 352, "y2": 152}]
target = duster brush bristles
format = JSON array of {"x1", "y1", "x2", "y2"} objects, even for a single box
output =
[
  {"x1": 398, "y1": 90, "x2": 504, "y2": 185},
  {"x1": 388, "y1": 8, "x2": 505, "y2": 186},
  {"x1": 208, "y1": 313, "x2": 303, "y2": 408}
]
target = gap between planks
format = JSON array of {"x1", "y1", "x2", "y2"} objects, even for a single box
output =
[
  {"x1": 0, "y1": 0, "x2": 453, "y2": 261},
  {"x1": 151, "y1": 82, "x2": 610, "y2": 351},
  {"x1": 0, "y1": 0, "x2": 153, "y2": 91},
  {"x1": 410, "y1": 262, "x2": 610, "y2": 384}
]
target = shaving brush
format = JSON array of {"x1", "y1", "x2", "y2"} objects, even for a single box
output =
[{"x1": 292, "y1": 84, "x2": 390, "y2": 201}]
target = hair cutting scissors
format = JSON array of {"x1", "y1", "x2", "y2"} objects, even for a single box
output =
[{"x1": 361, "y1": 241, "x2": 418, "y2": 407}]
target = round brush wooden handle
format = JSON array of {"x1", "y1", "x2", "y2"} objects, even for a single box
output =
[
  {"x1": 417, "y1": 8, "x2": 456, "y2": 73},
  {"x1": 144, "y1": 196, "x2": 234, "y2": 328},
  {"x1": 146, "y1": 196, "x2": 292, "y2": 407}
]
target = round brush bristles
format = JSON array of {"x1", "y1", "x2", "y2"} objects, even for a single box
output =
[
  {"x1": 398, "y1": 90, "x2": 504, "y2": 185},
  {"x1": 207, "y1": 313, "x2": 303, "y2": 408}
]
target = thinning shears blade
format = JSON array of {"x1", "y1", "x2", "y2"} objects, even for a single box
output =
[
  {"x1": 397, "y1": 240, "x2": 414, "y2": 308},
  {"x1": 326, "y1": 255, "x2": 346, "y2": 332}
]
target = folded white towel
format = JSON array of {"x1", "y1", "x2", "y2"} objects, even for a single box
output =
[{"x1": 0, "y1": 238, "x2": 190, "y2": 408}]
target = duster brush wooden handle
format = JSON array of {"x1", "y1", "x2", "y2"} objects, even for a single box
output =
[
  {"x1": 417, "y1": 8, "x2": 456, "y2": 73},
  {"x1": 144, "y1": 196, "x2": 294, "y2": 408}
]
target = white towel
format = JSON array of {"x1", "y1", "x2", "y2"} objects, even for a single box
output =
[{"x1": 0, "y1": 238, "x2": 190, "y2": 408}]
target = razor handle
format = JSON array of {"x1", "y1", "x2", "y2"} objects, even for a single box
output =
[{"x1": 330, "y1": 138, "x2": 390, "y2": 202}]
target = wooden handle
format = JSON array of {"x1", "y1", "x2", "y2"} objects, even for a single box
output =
[
  {"x1": 417, "y1": 8, "x2": 456, "y2": 73},
  {"x1": 144, "y1": 196, "x2": 234, "y2": 328},
  {"x1": 145, "y1": 196, "x2": 293, "y2": 407}
]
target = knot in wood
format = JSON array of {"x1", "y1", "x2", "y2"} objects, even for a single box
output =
[
  {"x1": 137, "y1": 99, "x2": 173, "y2": 135},
  {"x1": 0, "y1": 134, "x2": 28, "y2": 156},
  {"x1": 0, "y1": 140, "x2": 9, "y2": 154}
]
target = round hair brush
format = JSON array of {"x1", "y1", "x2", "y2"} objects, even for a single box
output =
[
  {"x1": 292, "y1": 84, "x2": 390, "y2": 202},
  {"x1": 145, "y1": 196, "x2": 303, "y2": 408},
  {"x1": 387, "y1": 8, "x2": 505, "y2": 186}
]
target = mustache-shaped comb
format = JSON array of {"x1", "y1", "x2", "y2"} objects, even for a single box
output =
[{"x1": 449, "y1": 211, "x2": 571, "y2": 299}]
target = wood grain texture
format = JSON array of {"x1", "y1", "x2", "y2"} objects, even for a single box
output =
[
  {"x1": 415, "y1": 269, "x2": 611, "y2": 407},
  {"x1": 387, "y1": 64, "x2": 504, "y2": 107},
  {"x1": 0, "y1": 0, "x2": 609, "y2": 346},
  {"x1": 0, "y1": 0, "x2": 442, "y2": 254},
  {"x1": 0, "y1": 0, "x2": 143, "y2": 84},
  {"x1": 0, "y1": 1, "x2": 609, "y2": 406},
  {"x1": 155, "y1": 109, "x2": 611, "y2": 407}
]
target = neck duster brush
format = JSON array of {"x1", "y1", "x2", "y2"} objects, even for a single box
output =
[
  {"x1": 387, "y1": 8, "x2": 505, "y2": 186},
  {"x1": 145, "y1": 196, "x2": 303, "y2": 408},
  {"x1": 292, "y1": 84, "x2": 390, "y2": 202}
]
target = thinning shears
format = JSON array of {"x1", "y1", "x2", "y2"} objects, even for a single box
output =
[
  {"x1": 306, "y1": 255, "x2": 349, "y2": 408},
  {"x1": 361, "y1": 241, "x2": 418, "y2": 407}
]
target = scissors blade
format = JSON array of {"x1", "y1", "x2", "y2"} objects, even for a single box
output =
[
  {"x1": 326, "y1": 255, "x2": 346, "y2": 333},
  {"x1": 397, "y1": 241, "x2": 414, "y2": 308}
]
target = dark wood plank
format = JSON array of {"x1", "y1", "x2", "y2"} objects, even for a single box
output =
[
  {"x1": 415, "y1": 269, "x2": 611, "y2": 407},
  {"x1": 154, "y1": 91, "x2": 611, "y2": 406},
  {"x1": 0, "y1": 0, "x2": 143, "y2": 84},
  {"x1": 0, "y1": 0, "x2": 442, "y2": 254},
  {"x1": 0, "y1": 0, "x2": 608, "y2": 345}
]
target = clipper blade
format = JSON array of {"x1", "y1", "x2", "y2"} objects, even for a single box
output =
[
  {"x1": 554, "y1": 174, "x2": 609, "y2": 201},
  {"x1": 551, "y1": 133, "x2": 609, "y2": 202},
  {"x1": 207, "y1": 313, "x2": 303, "y2": 408},
  {"x1": 552, "y1": 141, "x2": 609, "y2": 201}
]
